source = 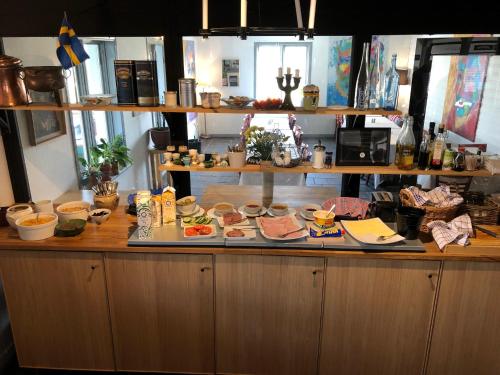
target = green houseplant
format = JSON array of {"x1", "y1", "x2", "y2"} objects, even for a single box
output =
[
  {"x1": 109, "y1": 135, "x2": 133, "y2": 174},
  {"x1": 78, "y1": 148, "x2": 101, "y2": 188}
]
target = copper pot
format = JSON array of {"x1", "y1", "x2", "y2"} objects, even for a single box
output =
[
  {"x1": 23, "y1": 66, "x2": 67, "y2": 92},
  {"x1": 0, "y1": 55, "x2": 28, "y2": 106}
]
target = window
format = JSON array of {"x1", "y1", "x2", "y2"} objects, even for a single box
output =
[
  {"x1": 255, "y1": 42, "x2": 312, "y2": 106},
  {"x1": 67, "y1": 39, "x2": 124, "y2": 170}
]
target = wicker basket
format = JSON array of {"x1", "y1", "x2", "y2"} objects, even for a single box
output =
[
  {"x1": 399, "y1": 189, "x2": 460, "y2": 233},
  {"x1": 462, "y1": 198, "x2": 499, "y2": 226}
]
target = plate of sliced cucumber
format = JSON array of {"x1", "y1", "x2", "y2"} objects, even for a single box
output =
[{"x1": 181, "y1": 215, "x2": 213, "y2": 227}]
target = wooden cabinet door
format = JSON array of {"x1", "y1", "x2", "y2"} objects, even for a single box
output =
[
  {"x1": 320, "y1": 258, "x2": 439, "y2": 375},
  {"x1": 216, "y1": 254, "x2": 324, "y2": 375},
  {"x1": 0, "y1": 251, "x2": 114, "y2": 371},
  {"x1": 427, "y1": 261, "x2": 500, "y2": 375},
  {"x1": 105, "y1": 253, "x2": 214, "y2": 373}
]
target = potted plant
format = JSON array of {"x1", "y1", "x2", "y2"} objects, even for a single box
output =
[
  {"x1": 243, "y1": 126, "x2": 289, "y2": 164},
  {"x1": 94, "y1": 138, "x2": 114, "y2": 180},
  {"x1": 150, "y1": 116, "x2": 171, "y2": 150},
  {"x1": 78, "y1": 148, "x2": 101, "y2": 188},
  {"x1": 109, "y1": 135, "x2": 133, "y2": 175},
  {"x1": 227, "y1": 143, "x2": 246, "y2": 168}
]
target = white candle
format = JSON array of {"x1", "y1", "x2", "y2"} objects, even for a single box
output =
[
  {"x1": 278, "y1": 67, "x2": 283, "y2": 78},
  {"x1": 241, "y1": 0, "x2": 247, "y2": 27},
  {"x1": 308, "y1": 0, "x2": 317, "y2": 29},
  {"x1": 295, "y1": 69, "x2": 300, "y2": 78},
  {"x1": 287, "y1": 67, "x2": 291, "y2": 75},
  {"x1": 202, "y1": 0, "x2": 208, "y2": 29},
  {"x1": 294, "y1": 0, "x2": 303, "y2": 29}
]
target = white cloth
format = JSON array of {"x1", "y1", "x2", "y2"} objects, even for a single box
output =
[{"x1": 427, "y1": 214, "x2": 473, "y2": 250}]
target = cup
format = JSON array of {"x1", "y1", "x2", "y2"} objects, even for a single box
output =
[
  {"x1": 178, "y1": 145, "x2": 188, "y2": 153},
  {"x1": 396, "y1": 206, "x2": 425, "y2": 240},
  {"x1": 182, "y1": 156, "x2": 191, "y2": 166},
  {"x1": 270, "y1": 203, "x2": 289, "y2": 216},
  {"x1": 198, "y1": 154, "x2": 206, "y2": 163},
  {"x1": 167, "y1": 145, "x2": 176, "y2": 152},
  {"x1": 465, "y1": 155, "x2": 478, "y2": 171},
  {"x1": 34, "y1": 199, "x2": 54, "y2": 213},
  {"x1": 189, "y1": 148, "x2": 198, "y2": 159},
  {"x1": 163, "y1": 152, "x2": 173, "y2": 162},
  {"x1": 164, "y1": 91, "x2": 177, "y2": 107},
  {"x1": 172, "y1": 153, "x2": 181, "y2": 160}
]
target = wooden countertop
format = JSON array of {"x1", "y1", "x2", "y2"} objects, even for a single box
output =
[{"x1": 1, "y1": 207, "x2": 499, "y2": 261}]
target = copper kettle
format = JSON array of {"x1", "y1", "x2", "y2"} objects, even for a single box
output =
[{"x1": 0, "y1": 55, "x2": 28, "y2": 106}]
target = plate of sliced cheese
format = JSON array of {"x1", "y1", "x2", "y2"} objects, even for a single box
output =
[{"x1": 341, "y1": 218, "x2": 405, "y2": 245}]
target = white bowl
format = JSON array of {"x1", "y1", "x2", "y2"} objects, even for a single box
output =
[
  {"x1": 244, "y1": 200, "x2": 262, "y2": 215},
  {"x1": 176, "y1": 195, "x2": 197, "y2": 214},
  {"x1": 56, "y1": 201, "x2": 90, "y2": 222},
  {"x1": 213, "y1": 202, "x2": 234, "y2": 216},
  {"x1": 6, "y1": 204, "x2": 33, "y2": 228},
  {"x1": 270, "y1": 202, "x2": 289, "y2": 216},
  {"x1": 89, "y1": 209, "x2": 111, "y2": 225},
  {"x1": 15, "y1": 213, "x2": 58, "y2": 241},
  {"x1": 301, "y1": 203, "x2": 322, "y2": 220}
]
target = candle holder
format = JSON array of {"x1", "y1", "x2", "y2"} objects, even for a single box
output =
[
  {"x1": 277, "y1": 74, "x2": 301, "y2": 111},
  {"x1": 239, "y1": 26, "x2": 248, "y2": 40}
]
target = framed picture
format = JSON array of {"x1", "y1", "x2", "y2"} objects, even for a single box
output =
[
  {"x1": 26, "y1": 91, "x2": 66, "y2": 146},
  {"x1": 222, "y1": 59, "x2": 239, "y2": 86}
]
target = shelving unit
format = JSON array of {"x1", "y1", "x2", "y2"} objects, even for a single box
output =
[
  {"x1": 159, "y1": 163, "x2": 494, "y2": 177},
  {"x1": 2, "y1": 103, "x2": 402, "y2": 116}
]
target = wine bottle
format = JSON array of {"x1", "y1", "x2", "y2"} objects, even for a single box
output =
[
  {"x1": 417, "y1": 134, "x2": 430, "y2": 170},
  {"x1": 354, "y1": 42, "x2": 370, "y2": 110},
  {"x1": 383, "y1": 54, "x2": 400, "y2": 110},
  {"x1": 427, "y1": 122, "x2": 436, "y2": 166},
  {"x1": 369, "y1": 43, "x2": 382, "y2": 109},
  {"x1": 395, "y1": 115, "x2": 416, "y2": 170}
]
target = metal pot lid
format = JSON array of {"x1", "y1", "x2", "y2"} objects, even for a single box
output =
[
  {"x1": 303, "y1": 84, "x2": 319, "y2": 93},
  {"x1": 314, "y1": 140, "x2": 326, "y2": 151},
  {"x1": 0, "y1": 55, "x2": 23, "y2": 68}
]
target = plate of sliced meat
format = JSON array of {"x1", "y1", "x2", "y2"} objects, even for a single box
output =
[
  {"x1": 256, "y1": 215, "x2": 308, "y2": 241},
  {"x1": 217, "y1": 212, "x2": 250, "y2": 227},
  {"x1": 223, "y1": 226, "x2": 257, "y2": 240}
]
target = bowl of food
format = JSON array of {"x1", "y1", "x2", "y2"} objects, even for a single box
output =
[
  {"x1": 6, "y1": 204, "x2": 33, "y2": 228},
  {"x1": 89, "y1": 209, "x2": 111, "y2": 225},
  {"x1": 270, "y1": 202, "x2": 289, "y2": 216},
  {"x1": 15, "y1": 213, "x2": 58, "y2": 241},
  {"x1": 221, "y1": 96, "x2": 255, "y2": 108},
  {"x1": 176, "y1": 195, "x2": 197, "y2": 215},
  {"x1": 80, "y1": 94, "x2": 114, "y2": 106},
  {"x1": 55, "y1": 219, "x2": 87, "y2": 237},
  {"x1": 253, "y1": 98, "x2": 282, "y2": 110},
  {"x1": 301, "y1": 203, "x2": 322, "y2": 220},
  {"x1": 244, "y1": 200, "x2": 262, "y2": 215},
  {"x1": 213, "y1": 202, "x2": 234, "y2": 217},
  {"x1": 56, "y1": 201, "x2": 90, "y2": 222},
  {"x1": 313, "y1": 210, "x2": 335, "y2": 227}
]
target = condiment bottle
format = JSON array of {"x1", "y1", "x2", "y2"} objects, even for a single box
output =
[
  {"x1": 442, "y1": 147, "x2": 455, "y2": 171},
  {"x1": 395, "y1": 115, "x2": 416, "y2": 170},
  {"x1": 417, "y1": 134, "x2": 430, "y2": 170},
  {"x1": 312, "y1": 140, "x2": 326, "y2": 169},
  {"x1": 430, "y1": 123, "x2": 446, "y2": 170}
]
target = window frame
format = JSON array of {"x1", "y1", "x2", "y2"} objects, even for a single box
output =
[{"x1": 253, "y1": 42, "x2": 313, "y2": 99}]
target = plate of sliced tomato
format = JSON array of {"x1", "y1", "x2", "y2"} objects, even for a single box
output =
[{"x1": 183, "y1": 224, "x2": 217, "y2": 239}]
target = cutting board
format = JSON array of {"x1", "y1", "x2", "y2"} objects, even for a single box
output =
[{"x1": 444, "y1": 225, "x2": 500, "y2": 256}]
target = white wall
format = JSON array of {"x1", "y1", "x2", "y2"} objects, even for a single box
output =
[
  {"x1": 3, "y1": 37, "x2": 79, "y2": 202},
  {"x1": 0, "y1": 136, "x2": 14, "y2": 206},
  {"x1": 191, "y1": 36, "x2": 341, "y2": 136}
]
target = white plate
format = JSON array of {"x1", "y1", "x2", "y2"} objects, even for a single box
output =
[
  {"x1": 256, "y1": 215, "x2": 308, "y2": 241},
  {"x1": 216, "y1": 214, "x2": 250, "y2": 228},
  {"x1": 177, "y1": 205, "x2": 205, "y2": 217},
  {"x1": 267, "y1": 208, "x2": 297, "y2": 217},
  {"x1": 183, "y1": 224, "x2": 217, "y2": 239},
  {"x1": 238, "y1": 205, "x2": 267, "y2": 217},
  {"x1": 180, "y1": 215, "x2": 213, "y2": 227},
  {"x1": 299, "y1": 211, "x2": 315, "y2": 221},
  {"x1": 223, "y1": 226, "x2": 257, "y2": 240},
  {"x1": 207, "y1": 207, "x2": 236, "y2": 219}
]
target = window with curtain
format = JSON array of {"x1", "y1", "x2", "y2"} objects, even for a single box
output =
[{"x1": 255, "y1": 42, "x2": 312, "y2": 106}]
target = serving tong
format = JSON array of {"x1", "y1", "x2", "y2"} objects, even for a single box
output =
[{"x1": 92, "y1": 181, "x2": 118, "y2": 196}]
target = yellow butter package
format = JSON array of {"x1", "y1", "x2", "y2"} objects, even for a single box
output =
[{"x1": 161, "y1": 186, "x2": 176, "y2": 225}]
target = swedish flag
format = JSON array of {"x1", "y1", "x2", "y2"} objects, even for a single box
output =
[{"x1": 56, "y1": 14, "x2": 89, "y2": 69}]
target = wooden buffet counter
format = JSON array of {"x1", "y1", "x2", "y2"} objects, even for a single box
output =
[{"x1": 0, "y1": 205, "x2": 499, "y2": 374}]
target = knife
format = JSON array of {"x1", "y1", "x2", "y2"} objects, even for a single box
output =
[{"x1": 474, "y1": 225, "x2": 500, "y2": 238}]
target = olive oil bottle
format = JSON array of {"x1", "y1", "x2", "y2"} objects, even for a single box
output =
[{"x1": 395, "y1": 115, "x2": 416, "y2": 170}]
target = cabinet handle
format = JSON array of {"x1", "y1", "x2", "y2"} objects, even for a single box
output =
[
  {"x1": 427, "y1": 273, "x2": 438, "y2": 291},
  {"x1": 87, "y1": 265, "x2": 98, "y2": 282},
  {"x1": 91, "y1": 265, "x2": 98, "y2": 270},
  {"x1": 312, "y1": 269, "x2": 323, "y2": 275},
  {"x1": 200, "y1": 266, "x2": 212, "y2": 272},
  {"x1": 312, "y1": 269, "x2": 323, "y2": 288}
]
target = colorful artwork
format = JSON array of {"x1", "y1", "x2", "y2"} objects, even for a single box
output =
[
  {"x1": 326, "y1": 38, "x2": 352, "y2": 106},
  {"x1": 442, "y1": 55, "x2": 489, "y2": 142},
  {"x1": 182, "y1": 40, "x2": 196, "y2": 78}
]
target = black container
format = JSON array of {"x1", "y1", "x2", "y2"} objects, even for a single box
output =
[
  {"x1": 150, "y1": 127, "x2": 171, "y2": 150},
  {"x1": 114, "y1": 60, "x2": 137, "y2": 105},
  {"x1": 135, "y1": 60, "x2": 159, "y2": 106},
  {"x1": 396, "y1": 206, "x2": 425, "y2": 240}
]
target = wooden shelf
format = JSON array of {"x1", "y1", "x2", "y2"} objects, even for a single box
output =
[
  {"x1": 159, "y1": 163, "x2": 494, "y2": 177},
  {"x1": 2, "y1": 103, "x2": 402, "y2": 116}
]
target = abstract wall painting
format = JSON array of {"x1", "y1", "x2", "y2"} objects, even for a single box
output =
[
  {"x1": 442, "y1": 55, "x2": 489, "y2": 142},
  {"x1": 326, "y1": 38, "x2": 352, "y2": 106}
]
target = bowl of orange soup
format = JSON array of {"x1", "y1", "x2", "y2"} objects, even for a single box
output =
[
  {"x1": 56, "y1": 201, "x2": 91, "y2": 222},
  {"x1": 15, "y1": 213, "x2": 58, "y2": 241}
]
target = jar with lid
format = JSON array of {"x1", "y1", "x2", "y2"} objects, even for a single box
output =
[
  {"x1": 0, "y1": 55, "x2": 28, "y2": 106},
  {"x1": 303, "y1": 84, "x2": 320, "y2": 111},
  {"x1": 312, "y1": 140, "x2": 326, "y2": 169}
]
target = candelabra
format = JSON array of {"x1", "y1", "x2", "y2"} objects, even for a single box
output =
[{"x1": 277, "y1": 74, "x2": 301, "y2": 111}]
